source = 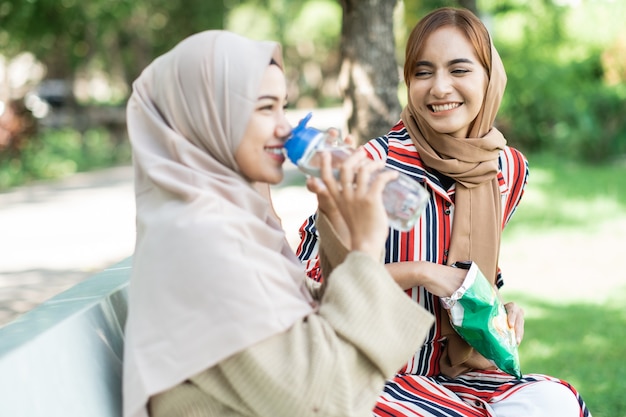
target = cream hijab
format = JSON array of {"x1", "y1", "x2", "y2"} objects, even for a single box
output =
[{"x1": 123, "y1": 31, "x2": 315, "y2": 417}]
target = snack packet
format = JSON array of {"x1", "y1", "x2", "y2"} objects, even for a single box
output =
[{"x1": 441, "y1": 261, "x2": 522, "y2": 378}]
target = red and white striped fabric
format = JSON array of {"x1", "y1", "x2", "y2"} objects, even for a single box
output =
[{"x1": 296, "y1": 121, "x2": 591, "y2": 416}]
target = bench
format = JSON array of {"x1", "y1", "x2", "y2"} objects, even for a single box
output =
[{"x1": 0, "y1": 257, "x2": 131, "y2": 416}]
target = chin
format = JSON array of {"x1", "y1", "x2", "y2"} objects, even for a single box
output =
[
  {"x1": 264, "y1": 171, "x2": 284, "y2": 185},
  {"x1": 431, "y1": 125, "x2": 464, "y2": 137}
]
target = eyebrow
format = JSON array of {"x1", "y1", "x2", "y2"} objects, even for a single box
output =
[
  {"x1": 257, "y1": 94, "x2": 288, "y2": 102},
  {"x1": 415, "y1": 58, "x2": 475, "y2": 67},
  {"x1": 258, "y1": 95, "x2": 279, "y2": 101}
]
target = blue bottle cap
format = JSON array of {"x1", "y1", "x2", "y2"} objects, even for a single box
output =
[{"x1": 283, "y1": 112, "x2": 321, "y2": 164}]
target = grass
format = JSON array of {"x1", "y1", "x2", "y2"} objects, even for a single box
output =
[
  {"x1": 511, "y1": 292, "x2": 626, "y2": 417},
  {"x1": 502, "y1": 153, "x2": 626, "y2": 417},
  {"x1": 504, "y1": 152, "x2": 626, "y2": 235}
]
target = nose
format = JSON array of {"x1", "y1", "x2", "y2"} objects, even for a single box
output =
[
  {"x1": 276, "y1": 113, "x2": 292, "y2": 142},
  {"x1": 430, "y1": 73, "x2": 453, "y2": 98}
]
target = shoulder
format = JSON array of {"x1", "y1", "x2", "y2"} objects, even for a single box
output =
[
  {"x1": 501, "y1": 146, "x2": 527, "y2": 162},
  {"x1": 363, "y1": 120, "x2": 429, "y2": 180},
  {"x1": 499, "y1": 146, "x2": 528, "y2": 173},
  {"x1": 498, "y1": 146, "x2": 529, "y2": 190},
  {"x1": 363, "y1": 120, "x2": 411, "y2": 160}
]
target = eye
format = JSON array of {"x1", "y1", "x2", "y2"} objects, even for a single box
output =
[
  {"x1": 451, "y1": 68, "x2": 471, "y2": 75},
  {"x1": 414, "y1": 69, "x2": 432, "y2": 78},
  {"x1": 256, "y1": 100, "x2": 279, "y2": 112}
]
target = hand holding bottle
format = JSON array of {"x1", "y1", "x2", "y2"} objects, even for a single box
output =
[
  {"x1": 284, "y1": 113, "x2": 429, "y2": 231},
  {"x1": 311, "y1": 147, "x2": 397, "y2": 259}
]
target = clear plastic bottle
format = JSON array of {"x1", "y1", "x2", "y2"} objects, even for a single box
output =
[{"x1": 283, "y1": 113, "x2": 429, "y2": 231}]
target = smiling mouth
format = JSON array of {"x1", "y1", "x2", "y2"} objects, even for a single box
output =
[
  {"x1": 264, "y1": 147, "x2": 285, "y2": 161},
  {"x1": 429, "y1": 103, "x2": 461, "y2": 113},
  {"x1": 264, "y1": 147, "x2": 284, "y2": 155}
]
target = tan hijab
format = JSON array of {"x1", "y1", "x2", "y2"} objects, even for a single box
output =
[
  {"x1": 123, "y1": 31, "x2": 315, "y2": 417},
  {"x1": 401, "y1": 40, "x2": 507, "y2": 376}
]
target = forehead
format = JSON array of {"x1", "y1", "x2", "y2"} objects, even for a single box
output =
[
  {"x1": 419, "y1": 26, "x2": 478, "y2": 61},
  {"x1": 257, "y1": 65, "x2": 286, "y2": 96}
]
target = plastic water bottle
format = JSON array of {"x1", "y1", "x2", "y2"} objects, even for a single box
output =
[{"x1": 283, "y1": 113, "x2": 429, "y2": 231}]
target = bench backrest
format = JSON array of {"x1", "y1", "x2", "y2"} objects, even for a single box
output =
[{"x1": 0, "y1": 257, "x2": 131, "y2": 417}]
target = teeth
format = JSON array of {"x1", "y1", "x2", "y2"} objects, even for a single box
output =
[
  {"x1": 265, "y1": 147, "x2": 283, "y2": 155},
  {"x1": 431, "y1": 103, "x2": 460, "y2": 112}
]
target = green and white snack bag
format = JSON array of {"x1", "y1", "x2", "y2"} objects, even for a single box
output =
[{"x1": 441, "y1": 261, "x2": 522, "y2": 378}]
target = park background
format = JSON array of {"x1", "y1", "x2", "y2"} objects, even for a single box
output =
[{"x1": 1, "y1": 0, "x2": 625, "y2": 416}]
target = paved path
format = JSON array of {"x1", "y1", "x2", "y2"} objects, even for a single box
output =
[
  {"x1": 3, "y1": 162, "x2": 625, "y2": 327},
  {"x1": 0, "y1": 166, "x2": 137, "y2": 325}
]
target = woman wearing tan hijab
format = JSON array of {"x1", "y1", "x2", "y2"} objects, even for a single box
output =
[
  {"x1": 122, "y1": 30, "x2": 434, "y2": 417},
  {"x1": 297, "y1": 8, "x2": 591, "y2": 417}
]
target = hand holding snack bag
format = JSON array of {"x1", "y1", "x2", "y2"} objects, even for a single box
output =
[{"x1": 440, "y1": 261, "x2": 522, "y2": 378}]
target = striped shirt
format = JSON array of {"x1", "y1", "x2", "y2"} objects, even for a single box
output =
[
  {"x1": 296, "y1": 121, "x2": 591, "y2": 416},
  {"x1": 296, "y1": 120, "x2": 528, "y2": 375}
]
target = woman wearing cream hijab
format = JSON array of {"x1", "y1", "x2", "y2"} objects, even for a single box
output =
[{"x1": 123, "y1": 30, "x2": 433, "y2": 417}]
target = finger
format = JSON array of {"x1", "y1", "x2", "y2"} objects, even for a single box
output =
[
  {"x1": 353, "y1": 158, "x2": 385, "y2": 196},
  {"x1": 343, "y1": 134, "x2": 357, "y2": 148},
  {"x1": 324, "y1": 128, "x2": 343, "y2": 146},
  {"x1": 514, "y1": 309, "x2": 525, "y2": 344},
  {"x1": 505, "y1": 302, "x2": 524, "y2": 345},
  {"x1": 306, "y1": 176, "x2": 325, "y2": 194},
  {"x1": 311, "y1": 190, "x2": 338, "y2": 218},
  {"x1": 367, "y1": 165, "x2": 398, "y2": 196},
  {"x1": 318, "y1": 151, "x2": 340, "y2": 198},
  {"x1": 338, "y1": 152, "x2": 363, "y2": 196},
  {"x1": 515, "y1": 317, "x2": 524, "y2": 345},
  {"x1": 345, "y1": 150, "x2": 377, "y2": 194},
  {"x1": 504, "y1": 302, "x2": 516, "y2": 327}
]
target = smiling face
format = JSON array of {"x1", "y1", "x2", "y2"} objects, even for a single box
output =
[
  {"x1": 235, "y1": 64, "x2": 291, "y2": 184},
  {"x1": 408, "y1": 26, "x2": 488, "y2": 138}
]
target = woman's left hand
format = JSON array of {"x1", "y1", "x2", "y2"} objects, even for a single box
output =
[{"x1": 504, "y1": 302, "x2": 525, "y2": 345}]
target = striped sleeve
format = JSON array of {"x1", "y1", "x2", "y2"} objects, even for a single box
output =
[
  {"x1": 295, "y1": 213, "x2": 323, "y2": 282},
  {"x1": 500, "y1": 147, "x2": 529, "y2": 227}
]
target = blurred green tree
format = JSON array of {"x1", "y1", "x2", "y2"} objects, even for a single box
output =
[
  {"x1": 486, "y1": 0, "x2": 626, "y2": 161},
  {"x1": 225, "y1": 0, "x2": 343, "y2": 110},
  {"x1": 0, "y1": 0, "x2": 226, "y2": 96},
  {"x1": 0, "y1": 0, "x2": 624, "y2": 174}
]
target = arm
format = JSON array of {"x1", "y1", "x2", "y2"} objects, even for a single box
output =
[
  {"x1": 498, "y1": 147, "x2": 529, "y2": 343},
  {"x1": 295, "y1": 134, "x2": 392, "y2": 283},
  {"x1": 295, "y1": 147, "x2": 383, "y2": 282},
  {"x1": 295, "y1": 194, "x2": 367, "y2": 300},
  {"x1": 190, "y1": 252, "x2": 434, "y2": 417},
  {"x1": 296, "y1": 190, "x2": 468, "y2": 298},
  {"x1": 385, "y1": 261, "x2": 466, "y2": 296},
  {"x1": 501, "y1": 147, "x2": 529, "y2": 228},
  {"x1": 190, "y1": 150, "x2": 433, "y2": 416}
]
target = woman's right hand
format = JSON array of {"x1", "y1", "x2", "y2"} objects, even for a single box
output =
[{"x1": 308, "y1": 148, "x2": 398, "y2": 260}]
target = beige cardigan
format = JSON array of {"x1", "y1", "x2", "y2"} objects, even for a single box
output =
[{"x1": 149, "y1": 214, "x2": 434, "y2": 417}]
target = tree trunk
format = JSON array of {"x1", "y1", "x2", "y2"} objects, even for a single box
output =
[{"x1": 339, "y1": 0, "x2": 401, "y2": 145}]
